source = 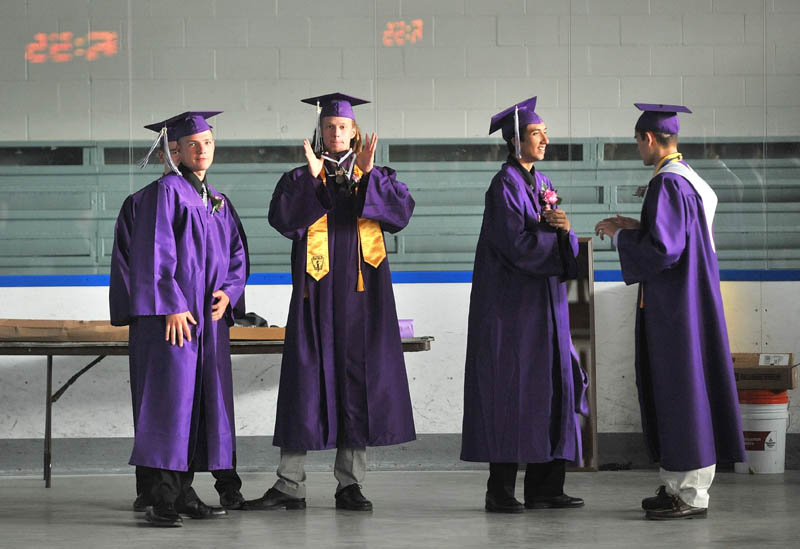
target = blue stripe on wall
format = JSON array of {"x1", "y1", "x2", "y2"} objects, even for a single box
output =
[
  {"x1": 0, "y1": 274, "x2": 111, "y2": 287},
  {"x1": 247, "y1": 273, "x2": 293, "y2": 285},
  {"x1": 582, "y1": 270, "x2": 800, "y2": 282},
  {"x1": 1, "y1": 270, "x2": 799, "y2": 287}
]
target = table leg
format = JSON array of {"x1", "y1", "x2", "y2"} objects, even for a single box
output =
[{"x1": 44, "y1": 355, "x2": 52, "y2": 488}]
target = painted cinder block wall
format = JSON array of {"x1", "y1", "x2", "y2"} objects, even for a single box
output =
[{"x1": 1, "y1": 0, "x2": 799, "y2": 141}]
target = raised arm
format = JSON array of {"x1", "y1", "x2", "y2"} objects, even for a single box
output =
[
  {"x1": 358, "y1": 166, "x2": 415, "y2": 233},
  {"x1": 267, "y1": 167, "x2": 332, "y2": 240}
]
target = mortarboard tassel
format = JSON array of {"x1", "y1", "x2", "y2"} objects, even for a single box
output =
[
  {"x1": 357, "y1": 268, "x2": 365, "y2": 292},
  {"x1": 514, "y1": 105, "x2": 521, "y2": 159},
  {"x1": 137, "y1": 126, "x2": 179, "y2": 173},
  {"x1": 160, "y1": 130, "x2": 179, "y2": 175},
  {"x1": 356, "y1": 217, "x2": 366, "y2": 292},
  {"x1": 137, "y1": 126, "x2": 167, "y2": 169},
  {"x1": 313, "y1": 100, "x2": 322, "y2": 155}
]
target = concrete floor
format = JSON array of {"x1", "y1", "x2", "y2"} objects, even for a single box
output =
[{"x1": 0, "y1": 470, "x2": 795, "y2": 548}]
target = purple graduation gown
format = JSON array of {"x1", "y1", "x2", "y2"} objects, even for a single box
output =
[
  {"x1": 616, "y1": 161, "x2": 746, "y2": 471},
  {"x1": 461, "y1": 161, "x2": 581, "y2": 463},
  {"x1": 267, "y1": 164, "x2": 416, "y2": 450},
  {"x1": 109, "y1": 174, "x2": 247, "y2": 471}
]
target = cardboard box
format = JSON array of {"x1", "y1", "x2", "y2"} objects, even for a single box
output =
[
  {"x1": 230, "y1": 326, "x2": 285, "y2": 340},
  {"x1": 732, "y1": 353, "x2": 797, "y2": 390},
  {"x1": 0, "y1": 319, "x2": 128, "y2": 342},
  {"x1": 0, "y1": 319, "x2": 285, "y2": 342}
]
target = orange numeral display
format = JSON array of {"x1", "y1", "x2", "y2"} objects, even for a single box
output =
[
  {"x1": 382, "y1": 19, "x2": 423, "y2": 47},
  {"x1": 86, "y1": 31, "x2": 118, "y2": 61},
  {"x1": 25, "y1": 33, "x2": 49, "y2": 63},
  {"x1": 49, "y1": 32, "x2": 74, "y2": 63},
  {"x1": 24, "y1": 31, "x2": 118, "y2": 64}
]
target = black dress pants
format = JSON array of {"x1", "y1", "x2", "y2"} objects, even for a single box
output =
[
  {"x1": 488, "y1": 459, "x2": 566, "y2": 501},
  {"x1": 138, "y1": 466, "x2": 195, "y2": 507},
  {"x1": 136, "y1": 453, "x2": 242, "y2": 501}
]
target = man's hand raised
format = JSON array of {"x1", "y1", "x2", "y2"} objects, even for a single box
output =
[
  {"x1": 356, "y1": 133, "x2": 378, "y2": 174},
  {"x1": 304, "y1": 139, "x2": 323, "y2": 178}
]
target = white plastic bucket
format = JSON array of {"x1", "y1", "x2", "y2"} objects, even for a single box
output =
[{"x1": 734, "y1": 402, "x2": 789, "y2": 474}]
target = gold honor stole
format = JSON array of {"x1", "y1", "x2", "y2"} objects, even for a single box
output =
[{"x1": 305, "y1": 166, "x2": 387, "y2": 292}]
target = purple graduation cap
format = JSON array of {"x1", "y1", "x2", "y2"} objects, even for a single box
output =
[
  {"x1": 138, "y1": 111, "x2": 222, "y2": 173},
  {"x1": 489, "y1": 96, "x2": 542, "y2": 158},
  {"x1": 143, "y1": 120, "x2": 179, "y2": 143},
  {"x1": 301, "y1": 92, "x2": 369, "y2": 120},
  {"x1": 634, "y1": 103, "x2": 691, "y2": 135},
  {"x1": 301, "y1": 93, "x2": 369, "y2": 153}
]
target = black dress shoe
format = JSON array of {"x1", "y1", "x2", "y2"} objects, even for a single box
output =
[
  {"x1": 245, "y1": 488, "x2": 306, "y2": 510},
  {"x1": 645, "y1": 495, "x2": 707, "y2": 520},
  {"x1": 641, "y1": 485, "x2": 672, "y2": 511},
  {"x1": 485, "y1": 492, "x2": 524, "y2": 514},
  {"x1": 525, "y1": 494, "x2": 584, "y2": 509},
  {"x1": 133, "y1": 493, "x2": 151, "y2": 512},
  {"x1": 175, "y1": 498, "x2": 228, "y2": 519},
  {"x1": 335, "y1": 484, "x2": 373, "y2": 511},
  {"x1": 145, "y1": 504, "x2": 183, "y2": 527},
  {"x1": 219, "y1": 489, "x2": 247, "y2": 510}
]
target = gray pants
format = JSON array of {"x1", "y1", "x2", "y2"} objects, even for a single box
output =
[{"x1": 273, "y1": 447, "x2": 367, "y2": 498}]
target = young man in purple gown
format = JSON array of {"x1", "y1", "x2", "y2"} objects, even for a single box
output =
[
  {"x1": 109, "y1": 111, "x2": 248, "y2": 526},
  {"x1": 111, "y1": 116, "x2": 249, "y2": 515},
  {"x1": 245, "y1": 92, "x2": 416, "y2": 512},
  {"x1": 461, "y1": 96, "x2": 585, "y2": 513},
  {"x1": 595, "y1": 103, "x2": 745, "y2": 520}
]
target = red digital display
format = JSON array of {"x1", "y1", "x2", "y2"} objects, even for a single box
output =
[
  {"x1": 382, "y1": 19, "x2": 423, "y2": 47},
  {"x1": 25, "y1": 31, "x2": 118, "y2": 64}
]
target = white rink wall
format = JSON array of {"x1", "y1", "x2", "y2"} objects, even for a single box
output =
[{"x1": 0, "y1": 280, "x2": 797, "y2": 439}]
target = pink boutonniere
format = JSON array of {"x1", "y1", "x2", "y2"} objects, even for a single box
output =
[
  {"x1": 210, "y1": 195, "x2": 225, "y2": 216},
  {"x1": 541, "y1": 187, "x2": 562, "y2": 208}
]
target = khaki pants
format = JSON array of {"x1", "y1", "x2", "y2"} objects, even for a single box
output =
[{"x1": 273, "y1": 446, "x2": 367, "y2": 498}]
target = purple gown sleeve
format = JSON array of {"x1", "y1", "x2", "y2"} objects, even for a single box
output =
[
  {"x1": 268, "y1": 167, "x2": 332, "y2": 240},
  {"x1": 222, "y1": 193, "x2": 249, "y2": 320},
  {"x1": 219, "y1": 205, "x2": 248, "y2": 327},
  {"x1": 359, "y1": 166, "x2": 415, "y2": 233},
  {"x1": 485, "y1": 174, "x2": 576, "y2": 278},
  {"x1": 109, "y1": 195, "x2": 135, "y2": 326},
  {"x1": 129, "y1": 181, "x2": 190, "y2": 317},
  {"x1": 617, "y1": 176, "x2": 687, "y2": 285}
]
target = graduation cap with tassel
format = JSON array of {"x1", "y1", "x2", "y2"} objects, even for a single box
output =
[
  {"x1": 489, "y1": 96, "x2": 542, "y2": 159},
  {"x1": 300, "y1": 93, "x2": 370, "y2": 156},
  {"x1": 138, "y1": 111, "x2": 222, "y2": 173}
]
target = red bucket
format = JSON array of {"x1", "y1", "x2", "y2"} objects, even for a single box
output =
[{"x1": 737, "y1": 389, "x2": 789, "y2": 405}]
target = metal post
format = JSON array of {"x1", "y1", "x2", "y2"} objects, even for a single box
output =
[{"x1": 44, "y1": 355, "x2": 52, "y2": 488}]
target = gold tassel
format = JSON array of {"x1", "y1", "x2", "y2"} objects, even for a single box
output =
[{"x1": 356, "y1": 219, "x2": 366, "y2": 292}]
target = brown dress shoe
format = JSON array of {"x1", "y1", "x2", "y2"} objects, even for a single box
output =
[
  {"x1": 641, "y1": 485, "x2": 672, "y2": 510},
  {"x1": 645, "y1": 495, "x2": 707, "y2": 520}
]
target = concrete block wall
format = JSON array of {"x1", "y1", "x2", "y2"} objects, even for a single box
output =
[{"x1": 0, "y1": 0, "x2": 798, "y2": 141}]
